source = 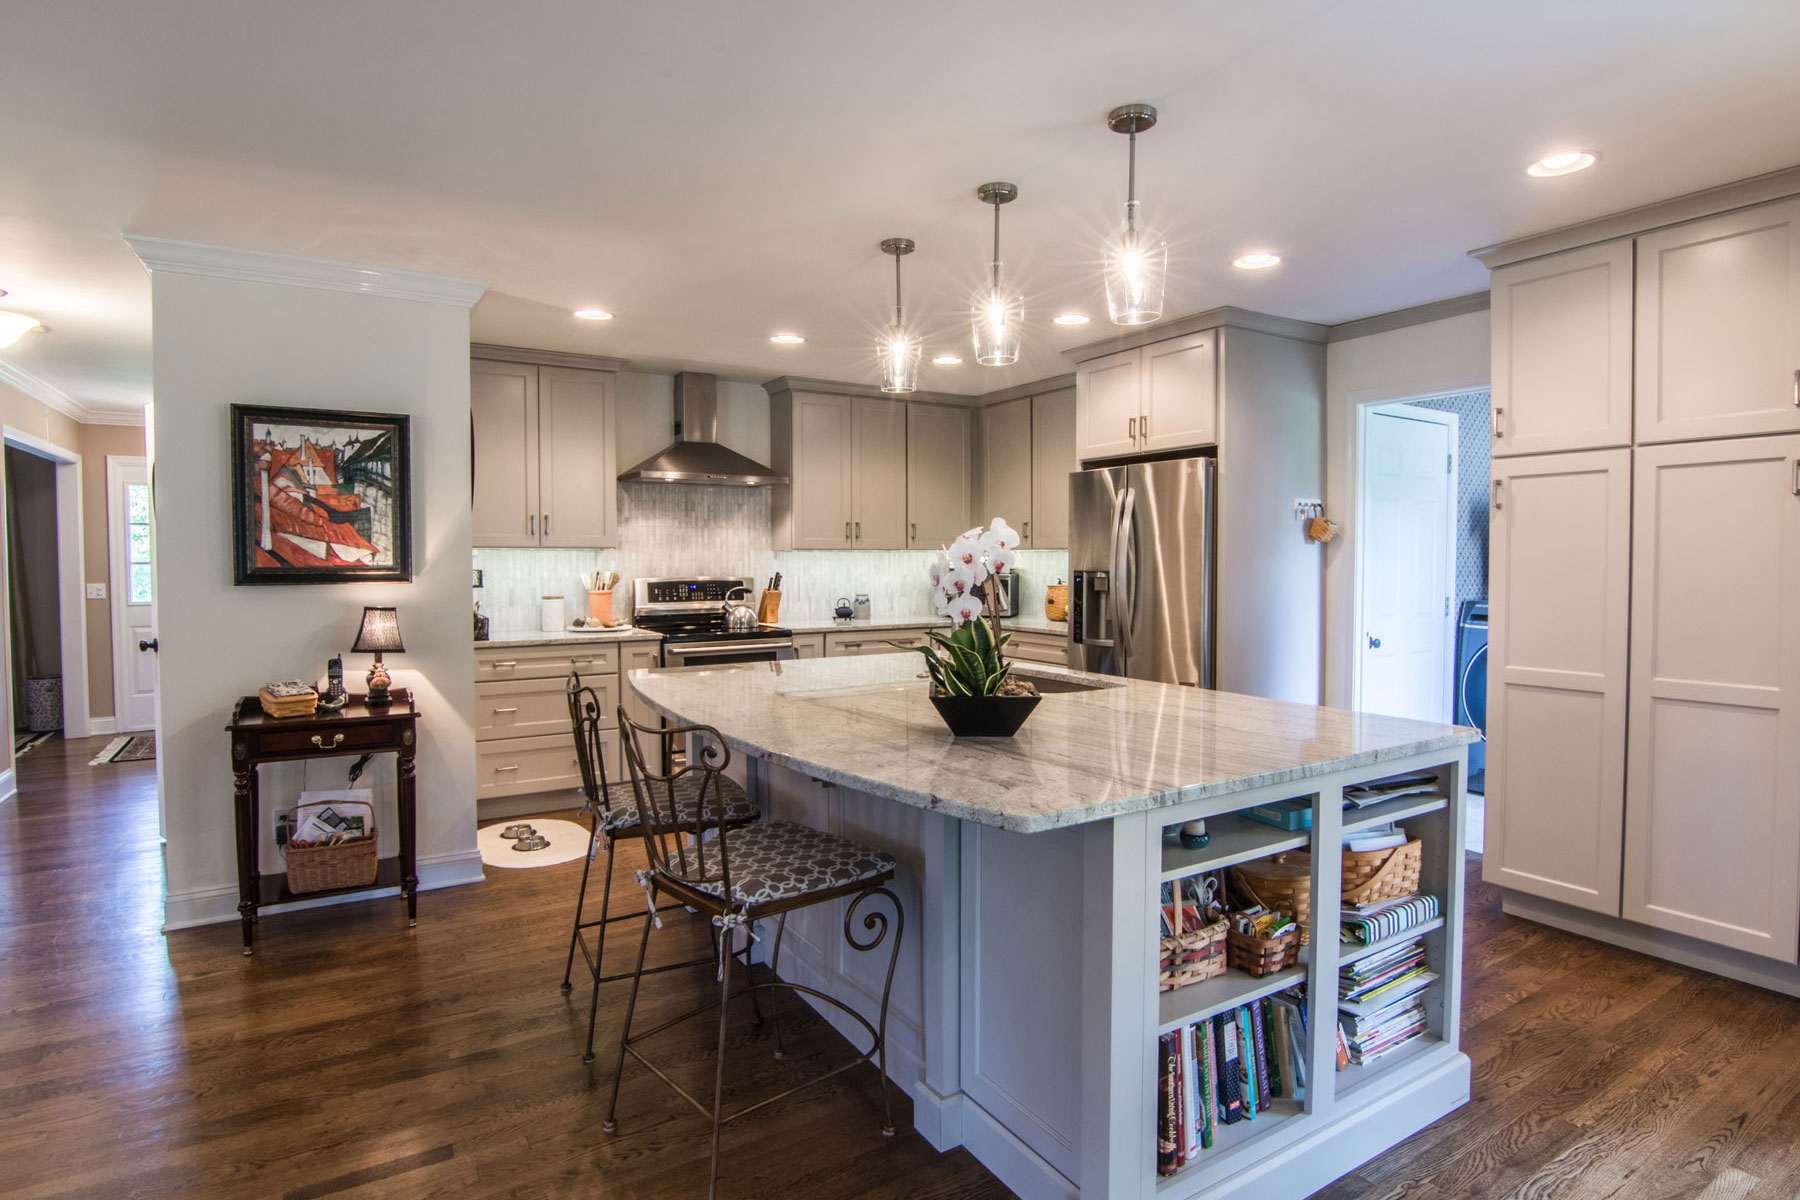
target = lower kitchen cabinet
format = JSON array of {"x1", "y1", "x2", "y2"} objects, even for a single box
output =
[
  {"x1": 1005, "y1": 629, "x2": 1070, "y2": 666},
  {"x1": 791, "y1": 633, "x2": 825, "y2": 659},
  {"x1": 825, "y1": 629, "x2": 926, "y2": 656}
]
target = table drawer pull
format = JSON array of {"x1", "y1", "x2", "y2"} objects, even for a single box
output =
[
  {"x1": 494, "y1": 764, "x2": 520, "y2": 772},
  {"x1": 492, "y1": 706, "x2": 519, "y2": 714},
  {"x1": 310, "y1": 734, "x2": 344, "y2": 749},
  {"x1": 492, "y1": 660, "x2": 519, "y2": 668}
]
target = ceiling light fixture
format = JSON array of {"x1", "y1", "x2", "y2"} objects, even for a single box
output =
[
  {"x1": 1053, "y1": 312, "x2": 1091, "y2": 326},
  {"x1": 1102, "y1": 103, "x2": 1168, "y2": 326},
  {"x1": 572, "y1": 308, "x2": 614, "y2": 320},
  {"x1": 972, "y1": 182, "x2": 1023, "y2": 366},
  {"x1": 1232, "y1": 251, "x2": 1282, "y2": 271},
  {"x1": 1526, "y1": 150, "x2": 1598, "y2": 178},
  {"x1": 769, "y1": 332, "x2": 805, "y2": 344},
  {"x1": 877, "y1": 237, "x2": 921, "y2": 394},
  {"x1": 0, "y1": 311, "x2": 42, "y2": 350},
  {"x1": 932, "y1": 353, "x2": 964, "y2": 365}
]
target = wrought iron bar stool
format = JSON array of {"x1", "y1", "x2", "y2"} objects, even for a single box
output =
[
  {"x1": 560, "y1": 674, "x2": 761, "y2": 1065},
  {"x1": 605, "y1": 708, "x2": 904, "y2": 1200}
]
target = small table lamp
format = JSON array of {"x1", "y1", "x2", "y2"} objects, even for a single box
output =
[{"x1": 352, "y1": 606, "x2": 404, "y2": 706}]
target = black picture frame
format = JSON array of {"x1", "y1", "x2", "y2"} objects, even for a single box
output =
[{"x1": 229, "y1": 403, "x2": 413, "y2": 585}]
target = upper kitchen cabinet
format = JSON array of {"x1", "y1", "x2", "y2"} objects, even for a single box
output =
[
  {"x1": 979, "y1": 397, "x2": 1033, "y2": 540},
  {"x1": 1072, "y1": 329, "x2": 1216, "y2": 460},
  {"x1": 1635, "y1": 197, "x2": 1800, "y2": 443},
  {"x1": 908, "y1": 401, "x2": 974, "y2": 548},
  {"x1": 1490, "y1": 240, "x2": 1634, "y2": 455},
  {"x1": 1030, "y1": 387, "x2": 1077, "y2": 549},
  {"x1": 472, "y1": 349, "x2": 622, "y2": 549},
  {"x1": 766, "y1": 380, "x2": 917, "y2": 550}
]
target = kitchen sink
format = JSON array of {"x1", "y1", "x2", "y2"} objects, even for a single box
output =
[{"x1": 1013, "y1": 670, "x2": 1122, "y2": 694}]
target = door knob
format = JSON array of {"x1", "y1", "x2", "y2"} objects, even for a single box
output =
[
  {"x1": 1367, "y1": 634, "x2": 1382, "y2": 649},
  {"x1": 138, "y1": 638, "x2": 158, "y2": 653}
]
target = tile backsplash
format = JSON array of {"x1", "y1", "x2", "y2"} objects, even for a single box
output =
[{"x1": 474, "y1": 482, "x2": 1069, "y2": 633}]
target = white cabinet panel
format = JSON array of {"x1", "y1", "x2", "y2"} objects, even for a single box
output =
[
  {"x1": 471, "y1": 360, "x2": 539, "y2": 547},
  {"x1": 620, "y1": 641, "x2": 662, "y2": 730},
  {"x1": 1140, "y1": 330, "x2": 1217, "y2": 452},
  {"x1": 538, "y1": 365, "x2": 616, "y2": 548},
  {"x1": 979, "y1": 397, "x2": 1034, "y2": 540},
  {"x1": 1623, "y1": 435, "x2": 1800, "y2": 960},
  {"x1": 790, "y1": 633, "x2": 825, "y2": 660},
  {"x1": 1030, "y1": 387, "x2": 1076, "y2": 550},
  {"x1": 853, "y1": 397, "x2": 908, "y2": 549},
  {"x1": 908, "y1": 403, "x2": 973, "y2": 549},
  {"x1": 791, "y1": 392, "x2": 855, "y2": 548},
  {"x1": 1491, "y1": 240, "x2": 1633, "y2": 455},
  {"x1": 1075, "y1": 349, "x2": 1141, "y2": 461},
  {"x1": 1635, "y1": 198, "x2": 1800, "y2": 443},
  {"x1": 1484, "y1": 449, "x2": 1630, "y2": 914}
]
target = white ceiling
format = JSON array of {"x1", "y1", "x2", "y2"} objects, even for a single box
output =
[{"x1": 4, "y1": 1, "x2": 1800, "y2": 413}]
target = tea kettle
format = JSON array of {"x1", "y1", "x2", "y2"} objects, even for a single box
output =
[{"x1": 723, "y1": 587, "x2": 760, "y2": 632}]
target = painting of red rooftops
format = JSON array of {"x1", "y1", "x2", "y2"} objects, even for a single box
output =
[{"x1": 230, "y1": 404, "x2": 412, "y2": 584}]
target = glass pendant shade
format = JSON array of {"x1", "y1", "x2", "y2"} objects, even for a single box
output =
[
  {"x1": 1104, "y1": 204, "x2": 1168, "y2": 326},
  {"x1": 972, "y1": 280, "x2": 1023, "y2": 365},
  {"x1": 878, "y1": 325, "x2": 921, "y2": 393}
]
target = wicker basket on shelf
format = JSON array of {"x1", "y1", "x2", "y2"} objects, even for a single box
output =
[
  {"x1": 1225, "y1": 923, "x2": 1299, "y2": 977},
  {"x1": 1158, "y1": 918, "x2": 1228, "y2": 991},
  {"x1": 1342, "y1": 838, "x2": 1423, "y2": 907},
  {"x1": 1044, "y1": 584, "x2": 1069, "y2": 623},
  {"x1": 1231, "y1": 854, "x2": 1313, "y2": 945},
  {"x1": 284, "y1": 800, "x2": 379, "y2": 894}
]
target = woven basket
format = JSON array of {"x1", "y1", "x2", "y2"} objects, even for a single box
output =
[
  {"x1": 1159, "y1": 918, "x2": 1228, "y2": 991},
  {"x1": 1044, "y1": 584, "x2": 1069, "y2": 622},
  {"x1": 285, "y1": 800, "x2": 378, "y2": 894},
  {"x1": 1226, "y1": 923, "x2": 1299, "y2": 978},
  {"x1": 1343, "y1": 838, "x2": 1423, "y2": 907},
  {"x1": 1232, "y1": 854, "x2": 1314, "y2": 945}
]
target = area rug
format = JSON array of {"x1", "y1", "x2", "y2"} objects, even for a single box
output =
[
  {"x1": 477, "y1": 817, "x2": 591, "y2": 869},
  {"x1": 90, "y1": 734, "x2": 156, "y2": 765},
  {"x1": 14, "y1": 731, "x2": 54, "y2": 757}
]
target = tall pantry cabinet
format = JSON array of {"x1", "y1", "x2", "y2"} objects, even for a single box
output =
[{"x1": 1484, "y1": 190, "x2": 1800, "y2": 971}]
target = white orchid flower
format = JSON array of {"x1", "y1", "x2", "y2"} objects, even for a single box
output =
[
  {"x1": 941, "y1": 562, "x2": 978, "y2": 598},
  {"x1": 927, "y1": 550, "x2": 951, "y2": 589},
  {"x1": 948, "y1": 534, "x2": 983, "y2": 571},
  {"x1": 981, "y1": 517, "x2": 1020, "y2": 553},
  {"x1": 945, "y1": 594, "x2": 983, "y2": 627},
  {"x1": 987, "y1": 546, "x2": 1017, "y2": 576}
]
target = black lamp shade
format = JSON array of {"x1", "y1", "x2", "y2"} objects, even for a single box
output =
[{"x1": 352, "y1": 606, "x2": 404, "y2": 654}]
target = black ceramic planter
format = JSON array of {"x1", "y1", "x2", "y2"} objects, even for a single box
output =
[{"x1": 930, "y1": 693, "x2": 1041, "y2": 738}]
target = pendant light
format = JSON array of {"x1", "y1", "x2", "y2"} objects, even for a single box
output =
[
  {"x1": 1102, "y1": 103, "x2": 1168, "y2": 326},
  {"x1": 971, "y1": 183, "x2": 1022, "y2": 366},
  {"x1": 877, "y1": 237, "x2": 921, "y2": 393}
]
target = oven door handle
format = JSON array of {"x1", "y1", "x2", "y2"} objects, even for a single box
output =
[{"x1": 669, "y1": 640, "x2": 794, "y2": 659}]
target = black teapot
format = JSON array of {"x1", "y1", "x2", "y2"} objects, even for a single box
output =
[{"x1": 834, "y1": 596, "x2": 854, "y2": 621}]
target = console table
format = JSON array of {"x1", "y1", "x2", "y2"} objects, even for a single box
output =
[{"x1": 227, "y1": 694, "x2": 420, "y2": 954}]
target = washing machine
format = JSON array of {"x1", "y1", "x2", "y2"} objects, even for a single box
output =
[{"x1": 1454, "y1": 600, "x2": 1487, "y2": 792}]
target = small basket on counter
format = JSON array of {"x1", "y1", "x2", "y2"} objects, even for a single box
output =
[
  {"x1": 283, "y1": 799, "x2": 378, "y2": 894},
  {"x1": 1159, "y1": 918, "x2": 1228, "y2": 991},
  {"x1": 1225, "y1": 921, "x2": 1300, "y2": 978},
  {"x1": 1343, "y1": 838, "x2": 1423, "y2": 907},
  {"x1": 1231, "y1": 853, "x2": 1314, "y2": 945},
  {"x1": 1044, "y1": 583, "x2": 1069, "y2": 623}
]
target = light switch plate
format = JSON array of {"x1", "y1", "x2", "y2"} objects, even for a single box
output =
[{"x1": 86, "y1": 582, "x2": 107, "y2": 599}]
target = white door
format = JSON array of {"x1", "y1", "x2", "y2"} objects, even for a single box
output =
[
  {"x1": 108, "y1": 457, "x2": 157, "y2": 732},
  {"x1": 790, "y1": 392, "x2": 854, "y2": 549},
  {"x1": 1635, "y1": 197, "x2": 1800, "y2": 444},
  {"x1": 852, "y1": 397, "x2": 907, "y2": 549},
  {"x1": 538, "y1": 366, "x2": 616, "y2": 548},
  {"x1": 1140, "y1": 329, "x2": 1218, "y2": 453},
  {"x1": 1074, "y1": 348, "x2": 1141, "y2": 460},
  {"x1": 1357, "y1": 406, "x2": 1456, "y2": 721},
  {"x1": 1483, "y1": 449, "x2": 1631, "y2": 914},
  {"x1": 470, "y1": 359, "x2": 540, "y2": 546},
  {"x1": 1030, "y1": 387, "x2": 1077, "y2": 550},
  {"x1": 979, "y1": 397, "x2": 1033, "y2": 541},
  {"x1": 907, "y1": 403, "x2": 973, "y2": 549},
  {"x1": 1623, "y1": 434, "x2": 1800, "y2": 961}
]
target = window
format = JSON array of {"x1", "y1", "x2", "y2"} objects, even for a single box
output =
[{"x1": 127, "y1": 482, "x2": 152, "y2": 604}]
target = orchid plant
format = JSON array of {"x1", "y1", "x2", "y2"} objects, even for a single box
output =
[{"x1": 894, "y1": 518, "x2": 1028, "y2": 698}]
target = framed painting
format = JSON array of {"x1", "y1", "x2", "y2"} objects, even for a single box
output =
[{"x1": 230, "y1": 404, "x2": 413, "y2": 584}]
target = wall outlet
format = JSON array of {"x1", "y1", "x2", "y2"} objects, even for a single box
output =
[
  {"x1": 86, "y1": 582, "x2": 107, "y2": 599},
  {"x1": 275, "y1": 810, "x2": 292, "y2": 847}
]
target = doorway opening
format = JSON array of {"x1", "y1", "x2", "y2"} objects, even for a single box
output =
[
  {"x1": 6, "y1": 445, "x2": 66, "y2": 751},
  {"x1": 107, "y1": 457, "x2": 156, "y2": 734},
  {"x1": 1353, "y1": 390, "x2": 1492, "y2": 835}
]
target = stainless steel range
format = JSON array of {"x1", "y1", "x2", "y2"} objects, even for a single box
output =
[{"x1": 633, "y1": 576, "x2": 795, "y2": 667}]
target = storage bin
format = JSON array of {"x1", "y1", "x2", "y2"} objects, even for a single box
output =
[
  {"x1": 284, "y1": 800, "x2": 378, "y2": 894},
  {"x1": 1158, "y1": 918, "x2": 1227, "y2": 991}
]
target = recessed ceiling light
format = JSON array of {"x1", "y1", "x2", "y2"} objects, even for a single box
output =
[
  {"x1": 1526, "y1": 150, "x2": 1598, "y2": 178},
  {"x1": 1232, "y1": 251, "x2": 1282, "y2": 271},
  {"x1": 770, "y1": 332, "x2": 805, "y2": 344},
  {"x1": 0, "y1": 311, "x2": 42, "y2": 350},
  {"x1": 572, "y1": 308, "x2": 614, "y2": 320},
  {"x1": 1052, "y1": 312, "x2": 1091, "y2": 326},
  {"x1": 932, "y1": 353, "x2": 963, "y2": 365}
]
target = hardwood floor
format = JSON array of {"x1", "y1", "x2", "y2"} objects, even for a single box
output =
[{"x1": 3, "y1": 735, "x2": 1798, "y2": 1199}]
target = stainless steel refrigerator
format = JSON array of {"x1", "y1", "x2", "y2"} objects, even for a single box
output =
[{"x1": 1067, "y1": 456, "x2": 1215, "y2": 686}]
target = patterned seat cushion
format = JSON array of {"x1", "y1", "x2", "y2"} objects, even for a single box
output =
[
  {"x1": 598, "y1": 774, "x2": 759, "y2": 833},
  {"x1": 687, "y1": 820, "x2": 896, "y2": 908}
]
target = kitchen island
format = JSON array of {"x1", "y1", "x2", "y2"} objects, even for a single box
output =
[{"x1": 628, "y1": 654, "x2": 1478, "y2": 1200}]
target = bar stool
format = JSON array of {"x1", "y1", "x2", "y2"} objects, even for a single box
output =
[
  {"x1": 605, "y1": 708, "x2": 904, "y2": 1199},
  {"x1": 559, "y1": 674, "x2": 761, "y2": 1065}
]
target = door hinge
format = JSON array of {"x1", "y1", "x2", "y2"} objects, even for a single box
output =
[
  {"x1": 1447, "y1": 452, "x2": 1453, "y2": 475},
  {"x1": 1445, "y1": 596, "x2": 1451, "y2": 617}
]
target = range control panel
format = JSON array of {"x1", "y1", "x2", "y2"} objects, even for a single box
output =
[{"x1": 643, "y1": 578, "x2": 744, "y2": 604}]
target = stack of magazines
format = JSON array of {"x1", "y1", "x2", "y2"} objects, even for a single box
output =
[{"x1": 1337, "y1": 938, "x2": 1436, "y2": 1067}]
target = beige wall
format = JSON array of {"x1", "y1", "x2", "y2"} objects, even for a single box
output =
[{"x1": 78, "y1": 424, "x2": 147, "y2": 720}]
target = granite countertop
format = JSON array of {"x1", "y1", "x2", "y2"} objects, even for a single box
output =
[
  {"x1": 478, "y1": 628, "x2": 662, "y2": 649},
  {"x1": 783, "y1": 616, "x2": 1070, "y2": 636},
  {"x1": 627, "y1": 655, "x2": 1478, "y2": 833}
]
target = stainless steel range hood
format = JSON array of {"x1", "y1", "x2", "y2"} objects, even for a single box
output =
[{"x1": 617, "y1": 372, "x2": 788, "y2": 486}]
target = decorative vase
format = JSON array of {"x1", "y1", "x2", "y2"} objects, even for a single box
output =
[{"x1": 929, "y1": 693, "x2": 1041, "y2": 738}]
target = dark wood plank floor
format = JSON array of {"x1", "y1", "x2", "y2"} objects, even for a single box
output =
[{"x1": 3, "y1": 736, "x2": 1797, "y2": 1199}]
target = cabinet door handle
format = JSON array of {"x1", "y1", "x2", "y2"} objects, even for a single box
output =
[
  {"x1": 495, "y1": 764, "x2": 520, "y2": 772},
  {"x1": 310, "y1": 734, "x2": 345, "y2": 750},
  {"x1": 1492, "y1": 407, "x2": 1504, "y2": 439},
  {"x1": 1491, "y1": 479, "x2": 1503, "y2": 509},
  {"x1": 492, "y1": 706, "x2": 519, "y2": 714},
  {"x1": 845, "y1": 521, "x2": 852, "y2": 540},
  {"x1": 910, "y1": 522, "x2": 917, "y2": 541},
  {"x1": 1792, "y1": 368, "x2": 1799, "y2": 409},
  {"x1": 1128, "y1": 416, "x2": 1136, "y2": 441},
  {"x1": 529, "y1": 514, "x2": 536, "y2": 536},
  {"x1": 1792, "y1": 458, "x2": 1800, "y2": 496},
  {"x1": 1022, "y1": 521, "x2": 1029, "y2": 539},
  {"x1": 543, "y1": 513, "x2": 550, "y2": 536},
  {"x1": 1141, "y1": 413, "x2": 1149, "y2": 439},
  {"x1": 855, "y1": 520, "x2": 861, "y2": 539}
]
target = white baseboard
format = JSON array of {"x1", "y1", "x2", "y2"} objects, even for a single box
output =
[
  {"x1": 961, "y1": 1098, "x2": 1079, "y2": 1200},
  {"x1": 163, "y1": 849, "x2": 485, "y2": 932},
  {"x1": 87, "y1": 716, "x2": 118, "y2": 736},
  {"x1": 0, "y1": 768, "x2": 15, "y2": 805}
]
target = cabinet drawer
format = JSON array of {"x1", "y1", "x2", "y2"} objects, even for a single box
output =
[
  {"x1": 253, "y1": 720, "x2": 400, "y2": 758},
  {"x1": 825, "y1": 629, "x2": 925, "y2": 656},
  {"x1": 1007, "y1": 632, "x2": 1070, "y2": 666},
  {"x1": 477, "y1": 642, "x2": 619, "y2": 682},
  {"x1": 476, "y1": 731, "x2": 612, "y2": 800},
  {"x1": 476, "y1": 675, "x2": 618, "y2": 742}
]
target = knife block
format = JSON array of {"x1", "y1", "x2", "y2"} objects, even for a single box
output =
[{"x1": 757, "y1": 590, "x2": 781, "y2": 625}]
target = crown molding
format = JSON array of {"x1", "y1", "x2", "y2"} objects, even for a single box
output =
[
  {"x1": 123, "y1": 235, "x2": 489, "y2": 308},
  {"x1": 760, "y1": 375, "x2": 977, "y2": 405},
  {"x1": 1061, "y1": 305, "x2": 1329, "y2": 363},
  {"x1": 1326, "y1": 292, "x2": 1490, "y2": 344},
  {"x1": 470, "y1": 343, "x2": 629, "y2": 372},
  {"x1": 0, "y1": 357, "x2": 144, "y2": 427},
  {"x1": 1470, "y1": 163, "x2": 1800, "y2": 268},
  {"x1": 975, "y1": 373, "x2": 1077, "y2": 407}
]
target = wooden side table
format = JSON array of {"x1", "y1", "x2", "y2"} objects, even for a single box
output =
[{"x1": 227, "y1": 693, "x2": 420, "y2": 955}]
